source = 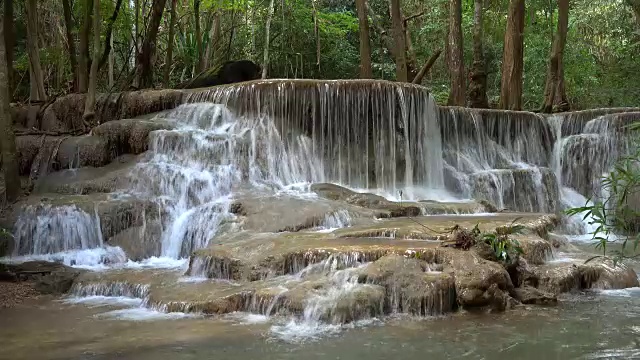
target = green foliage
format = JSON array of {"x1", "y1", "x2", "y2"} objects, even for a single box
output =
[
  {"x1": 565, "y1": 121, "x2": 640, "y2": 265},
  {"x1": 482, "y1": 218, "x2": 525, "y2": 263}
]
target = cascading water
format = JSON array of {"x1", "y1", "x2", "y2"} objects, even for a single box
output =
[
  {"x1": 188, "y1": 80, "x2": 446, "y2": 200},
  {"x1": 8, "y1": 204, "x2": 126, "y2": 267},
  {"x1": 129, "y1": 102, "x2": 325, "y2": 258}
]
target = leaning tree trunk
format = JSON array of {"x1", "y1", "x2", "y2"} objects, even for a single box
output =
[
  {"x1": 98, "y1": 0, "x2": 124, "y2": 71},
  {"x1": 467, "y1": 0, "x2": 489, "y2": 108},
  {"x1": 390, "y1": 0, "x2": 407, "y2": 82},
  {"x1": 356, "y1": 0, "x2": 373, "y2": 78},
  {"x1": 541, "y1": 0, "x2": 570, "y2": 113},
  {"x1": 194, "y1": 0, "x2": 204, "y2": 73},
  {"x1": 448, "y1": 0, "x2": 465, "y2": 105},
  {"x1": 499, "y1": 0, "x2": 525, "y2": 110},
  {"x1": 132, "y1": 0, "x2": 168, "y2": 89},
  {"x1": 0, "y1": 16, "x2": 21, "y2": 202},
  {"x1": 262, "y1": 0, "x2": 276, "y2": 79},
  {"x1": 163, "y1": 0, "x2": 178, "y2": 87},
  {"x1": 83, "y1": 0, "x2": 101, "y2": 126},
  {"x1": 25, "y1": 0, "x2": 47, "y2": 101},
  {"x1": 203, "y1": 12, "x2": 221, "y2": 70},
  {"x1": 79, "y1": 0, "x2": 93, "y2": 93},
  {"x1": 62, "y1": 0, "x2": 79, "y2": 92},
  {"x1": 3, "y1": 0, "x2": 14, "y2": 97}
]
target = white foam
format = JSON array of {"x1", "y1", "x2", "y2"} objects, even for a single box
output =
[
  {"x1": 0, "y1": 246, "x2": 128, "y2": 270},
  {"x1": 97, "y1": 307, "x2": 198, "y2": 321},
  {"x1": 226, "y1": 312, "x2": 270, "y2": 324},
  {"x1": 63, "y1": 295, "x2": 143, "y2": 308},
  {"x1": 597, "y1": 287, "x2": 640, "y2": 298},
  {"x1": 122, "y1": 257, "x2": 189, "y2": 270}
]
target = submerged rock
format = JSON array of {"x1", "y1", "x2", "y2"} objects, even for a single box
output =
[
  {"x1": 536, "y1": 260, "x2": 640, "y2": 295},
  {"x1": 2, "y1": 261, "x2": 85, "y2": 295},
  {"x1": 514, "y1": 286, "x2": 557, "y2": 305}
]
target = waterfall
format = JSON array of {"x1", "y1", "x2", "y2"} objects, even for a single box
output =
[
  {"x1": 188, "y1": 80, "x2": 446, "y2": 199},
  {"x1": 9, "y1": 204, "x2": 126, "y2": 267},
  {"x1": 6, "y1": 79, "x2": 638, "y2": 264},
  {"x1": 128, "y1": 103, "x2": 325, "y2": 258}
]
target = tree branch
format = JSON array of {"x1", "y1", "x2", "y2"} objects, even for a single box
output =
[
  {"x1": 412, "y1": 49, "x2": 442, "y2": 84},
  {"x1": 98, "y1": 0, "x2": 124, "y2": 71},
  {"x1": 403, "y1": 11, "x2": 425, "y2": 24}
]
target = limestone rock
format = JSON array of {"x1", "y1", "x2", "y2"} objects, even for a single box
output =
[
  {"x1": 92, "y1": 118, "x2": 174, "y2": 158},
  {"x1": 537, "y1": 260, "x2": 640, "y2": 295},
  {"x1": 514, "y1": 286, "x2": 557, "y2": 305},
  {"x1": 108, "y1": 220, "x2": 164, "y2": 261},
  {"x1": 357, "y1": 254, "x2": 457, "y2": 315},
  {"x1": 3, "y1": 261, "x2": 85, "y2": 295}
]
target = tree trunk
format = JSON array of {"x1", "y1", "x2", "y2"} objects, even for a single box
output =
[
  {"x1": 25, "y1": 0, "x2": 47, "y2": 101},
  {"x1": 98, "y1": 0, "x2": 124, "y2": 71},
  {"x1": 163, "y1": 0, "x2": 178, "y2": 87},
  {"x1": 625, "y1": 0, "x2": 640, "y2": 39},
  {"x1": 0, "y1": 16, "x2": 21, "y2": 203},
  {"x1": 194, "y1": 0, "x2": 204, "y2": 73},
  {"x1": 132, "y1": 0, "x2": 168, "y2": 89},
  {"x1": 467, "y1": 0, "x2": 489, "y2": 108},
  {"x1": 390, "y1": 0, "x2": 407, "y2": 82},
  {"x1": 448, "y1": 0, "x2": 465, "y2": 105},
  {"x1": 203, "y1": 12, "x2": 221, "y2": 70},
  {"x1": 356, "y1": 0, "x2": 372, "y2": 78},
  {"x1": 499, "y1": 0, "x2": 525, "y2": 110},
  {"x1": 108, "y1": 35, "x2": 114, "y2": 88},
  {"x1": 3, "y1": 0, "x2": 15, "y2": 97},
  {"x1": 312, "y1": 0, "x2": 321, "y2": 71},
  {"x1": 83, "y1": 0, "x2": 101, "y2": 126},
  {"x1": 62, "y1": 0, "x2": 79, "y2": 92},
  {"x1": 79, "y1": 0, "x2": 93, "y2": 93},
  {"x1": 262, "y1": 0, "x2": 276, "y2": 79},
  {"x1": 541, "y1": 0, "x2": 570, "y2": 113}
]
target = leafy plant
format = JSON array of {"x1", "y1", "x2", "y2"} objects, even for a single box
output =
[{"x1": 482, "y1": 218, "x2": 525, "y2": 263}]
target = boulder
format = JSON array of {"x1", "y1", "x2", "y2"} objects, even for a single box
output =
[
  {"x1": 514, "y1": 286, "x2": 557, "y2": 305},
  {"x1": 536, "y1": 261, "x2": 640, "y2": 295},
  {"x1": 176, "y1": 60, "x2": 261, "y2": 89},
  {"x1": 3, "y1": 261, "x2": 85, "y2": 295}
]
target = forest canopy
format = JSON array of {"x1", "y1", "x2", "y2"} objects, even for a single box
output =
[{"x1": 1, "y1": 0, "x2": 639, "y2": 111}]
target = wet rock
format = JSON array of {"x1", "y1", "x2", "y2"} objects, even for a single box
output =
[
  {"x1": 108, "y1": 220, "x2": 164, "y2": 261},
  {"x1": 3, "y1": 261, "x2": 85, "y2": 295},
  {"x1": 10, "y1": 193, "x2": 162, "y2": 242},
  {"x1": 470, "y1": 168, "x2": 559, "y2": 213},
  {"x1": 514, "y1": 286, "x2": 557, "y2": 305},
  {"x1": 92, "y1": 118, "x2": 174, "y2": 158},
  {"x1": 56, "y1": 135, "x2": 111, "y2": 169},
  {"x1": 33, "y1": 154, "x2": 140, "y2": 195},
  {"x1": 505, "y1": 258, "x2": 539, "y2": 288},
  {"x1": 357, "y1": 254, "x2": 457, "y2": 315},
  {"x1": 16, "y1": 134, "x2": 110, "y2": 176},
  {"x1": 446, "y1": 251, "x2": 517, "y2": 310},
  {"x1": 231, "y1": 192, "x2": 372, "y2": 233},
  {"x1": 537, "y1": 260, "x2": 640, "y2": 295},
  {"x1": 38, "y1": 90, "x2": 183, "y2": 132},
  {"x1": 516, "y1": 236, "x2": 553, "y2": 265},
  {"x1": 0, "y1": 231, "x2": 12, "y2": 257},
  {"x1": 35, "y1": 269, "x2": 85, "y2": 294}
]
